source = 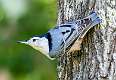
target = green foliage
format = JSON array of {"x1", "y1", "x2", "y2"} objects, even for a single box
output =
[{"x1": 0, "y1": 0, "x2": 57, "y2": 80}]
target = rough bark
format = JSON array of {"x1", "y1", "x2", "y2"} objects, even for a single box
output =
[{"x1": 57, "y1": 0, "x2": 116, "y2": 80}]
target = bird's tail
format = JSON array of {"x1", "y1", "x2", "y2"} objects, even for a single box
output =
[{"x1": 77, "y1": 11, "x2": 102, "y2": 38}]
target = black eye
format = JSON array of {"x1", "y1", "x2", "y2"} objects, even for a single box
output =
[{"x1": 33, "y1": 39, "x2": 36, "y2": 42}]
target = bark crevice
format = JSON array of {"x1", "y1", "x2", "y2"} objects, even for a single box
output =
[{"x1": 57, "y1": 0, "x2": 116, "y2": 80}]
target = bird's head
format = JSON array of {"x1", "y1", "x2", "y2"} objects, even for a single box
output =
[{"x1": 18, "y1": 36, "x2": 54, "y2": 60}]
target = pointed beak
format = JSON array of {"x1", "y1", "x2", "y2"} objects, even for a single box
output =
[{"x1": 17, "y1": 41, "x2": 28, "y2": 44}]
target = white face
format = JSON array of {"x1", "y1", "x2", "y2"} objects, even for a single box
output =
[
  {"x1": 19, "y1": 37, "x2": 55, "y2": 60},
  {"x1": 27, "y1": 37, "x2": 49, "y2": 53}
]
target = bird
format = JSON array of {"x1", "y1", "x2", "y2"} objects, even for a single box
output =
[{"x1": 18, "y1": 11, "x2": 102, "y2": 60}]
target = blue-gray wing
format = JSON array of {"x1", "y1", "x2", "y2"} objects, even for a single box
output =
[
  {"x1": 48, "y1": 23, "x2": 77, "y2": 57},
  {"x1": 49, "y1": 11, "x2": 101, "y2": 58}
]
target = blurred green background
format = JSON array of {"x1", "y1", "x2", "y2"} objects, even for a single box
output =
[{"x1": 0, "y1": 0, "x2": 57, "y2": 80}]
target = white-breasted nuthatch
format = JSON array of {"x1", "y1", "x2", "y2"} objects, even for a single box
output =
[{"x1": 18, "y1": 11, "x2": 102, "y2": 60}]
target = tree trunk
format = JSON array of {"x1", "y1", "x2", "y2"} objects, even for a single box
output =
[{"x1": 57, "y1": 0, "x2": 116, "y2": 80}]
